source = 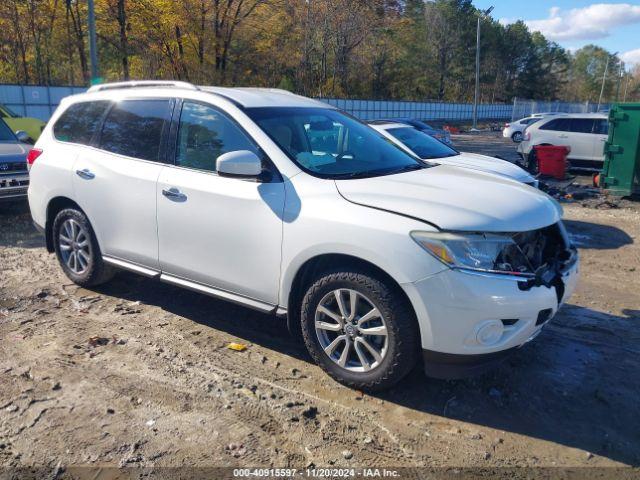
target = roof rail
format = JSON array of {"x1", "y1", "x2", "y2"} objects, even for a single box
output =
[{"x1": 87, "y1": 80, "x2": 199, "y2": 93}]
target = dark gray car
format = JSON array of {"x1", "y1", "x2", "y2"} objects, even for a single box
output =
[{"x1": 0, "y1": 118, "x2": 30, "y2": 202}]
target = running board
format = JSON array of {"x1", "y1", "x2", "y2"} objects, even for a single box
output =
[
  {"x1": 103, "y1": 256, "x2": 160, "y2": 278},
  {"x1": 159, "y1": 273, "x2": 276, "y2": 313}
]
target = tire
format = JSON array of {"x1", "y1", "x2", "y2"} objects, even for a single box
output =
[
  {"x1": 52, "y1": 208, "x2": 114, "y2": 287},
  {"x1": 511, "y1": 131, "x2": 523, "y2": 142},
  {"x1": 525, "y1": 149, "x2": 538, "y2": 174},
  {"x1": 300, "y1": 270, "x2": 419, "y2": 391}
]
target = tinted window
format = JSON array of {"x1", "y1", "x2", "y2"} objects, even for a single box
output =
[
  {"x1": 569, "y1": 118, "x2": 595, "y2": 133},
  {"x1": 593, "y1": 119, "x2": 609, "y2": 135},
  {"x1": 54, "y1": 101, "x2": 110, "y2": 145},
  {"x1": 0, "y1": 118, "x2": 16, "y2": 142},
  {"x1": 540, "y1": 118, "x2": 571, "y2": 131},
  {"x1": 176, "y1": 102, "x2": 258, "y2": 172},
  {"x1": 99, "y1": 100, "x2": 171, "y2": 161},
  {"x1": 387, "y1": 127, "x2": 458, "y2": 159},
  {"x1": 248, "y1": 107, "x2": 427, "y2": 179}
]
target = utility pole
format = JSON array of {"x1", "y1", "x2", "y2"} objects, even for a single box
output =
[
  {"x1": 88, "y1": 0, "x2": 100, "y2": 85},
  {"x1": 615, "y1": 62, "x2": 624, "y2": 102},
  {"x1": 623, "y1": 73, "x2": 630, "y2": 102},
  {"x1": 472, "y1": 6, "x2": 493, "y2": 130},
  {"x1": 597, "y1": 51, "x2": 618, "y2": 111}
]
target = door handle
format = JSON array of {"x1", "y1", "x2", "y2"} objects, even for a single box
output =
[
  {"x1": 75, "y1": 168, "x2": 95, "y2": 180},
  {"x1": 162, "y1": 187, "x2": 187, "y2": 201},
  {"x1": 558, "y1": 134, "x2": 569, "y2": 138}
]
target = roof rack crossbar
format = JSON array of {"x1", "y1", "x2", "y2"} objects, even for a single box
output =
[{"x1": 87, "y1": 80, "x2": 199, "y2": 93}]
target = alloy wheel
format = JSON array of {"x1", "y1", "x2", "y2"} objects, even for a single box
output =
[
  {"x1": 58, "y1": 218, "x2": 92, "y2": 275},
  {"x1": 314, "y1": 288, "x2": 388, "y2": 372}
]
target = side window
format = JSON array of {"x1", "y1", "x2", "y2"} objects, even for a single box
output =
[
  {"x1": 99, "y1": 99, "x2": 172, "y2": 162},
  {"x1": 175, "y1": 101, "x2": 258, "y2": 172},
  {"x1": 540, "y1": 118, "x2": 571, "y2": 131},
  {"x1": 53, "y1": 101, "x2": 110, "y2": 145},
  {"x1": 569, "y1": 118, "x2": 595, "y2": 134},
  {"x1": 593, "y1": 119, "x2": 609, "y2": 135}
]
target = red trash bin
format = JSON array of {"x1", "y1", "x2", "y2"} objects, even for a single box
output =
[{"x1": 534, "y1": 145, "x2": 570, "y2": 180}]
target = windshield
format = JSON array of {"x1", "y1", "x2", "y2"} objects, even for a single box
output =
[
  {"x1": 0, "y1": 119, "x2": 16, "y2": 142},
  {"x1": 246, "y1": 107, "x2": 426, "y2": 179},
  {"x1": 0, "y1": 104, "x2": 19, "y2": 118},
  {"x1": 387, "y1": 127, "x2": 458, "y2": 159}
]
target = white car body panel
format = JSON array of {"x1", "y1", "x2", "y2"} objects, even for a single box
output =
[
  {"x1": 27, "y1": 83, "x2": 579, "y2": 369},
  {"x1": 73, "y1": 147, "x2": 163, "y2": 268},
  {"x1": 156, "y1": 165, "x2": 285, "y2": 304},
  {"x1": 335, "y1": 166, "x2": 560, "y2": 232}
]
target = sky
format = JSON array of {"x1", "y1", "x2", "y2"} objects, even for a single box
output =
[{"x1": 473, "y1": 1, "x2": 640, "y2": 68}]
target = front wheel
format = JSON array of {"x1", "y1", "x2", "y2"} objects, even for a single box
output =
[{"x1": 300, "y1": 270, "x2": 419, "y2": 391}]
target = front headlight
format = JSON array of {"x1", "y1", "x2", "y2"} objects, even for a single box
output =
[{"x1": 410, "y1": 231, "x2": 534, "y2": 278}]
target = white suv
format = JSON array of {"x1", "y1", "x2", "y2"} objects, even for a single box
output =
[
  {"x1": 28, "y1": 81, "x2": 579, "y2": 390},
  {"x1": 517, "y1": 113, "x2": 609, "y2": 171}
]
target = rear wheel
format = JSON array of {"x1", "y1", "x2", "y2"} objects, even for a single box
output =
[
  {"x1": 525, "y1": 148, "x2": 539, "y2": 174},
  {"x1": 511, "y1": 131, "x2": 523, "y2": 142},
  {"x1": 300, "y1": 270, "x2": 419, "y2": 391},
  {"x1": 52, "y1": 208, "x2": 114, "y2": 287}
]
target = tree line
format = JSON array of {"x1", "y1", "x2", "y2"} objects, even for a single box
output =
[{"x1": 1, "y1": 0, "x2": 638, "y2": 104}]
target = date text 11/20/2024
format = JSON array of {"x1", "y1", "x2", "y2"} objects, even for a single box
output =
[{"x1": 233, "y1": 468, "x2": 401, "y2": 478}]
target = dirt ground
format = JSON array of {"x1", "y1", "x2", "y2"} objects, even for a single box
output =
[{"x1": 1, "y1": 135, "x2": 640, "y2": 474}]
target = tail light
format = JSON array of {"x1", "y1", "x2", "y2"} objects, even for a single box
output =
[
  {"x1": 505, "y1": 123, "x2": 510, "y2": 128},
  {"x1": 523, "y1": 131, "x2": 531, "y2": 141},
  {"x1": 27, "y1": 148, "x2": 43, "y2": 167}
]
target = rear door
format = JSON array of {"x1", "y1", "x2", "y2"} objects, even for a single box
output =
[
  {"x1": 567, "y1": 118, "x2": 596, "y2": 160},
  {"x1": 537, "y1": 118, "x2": 571, "y2": 146},
  {"x1": 591, "y1": 119, "x2": 609, "y2": 161},
  {"x1": 72, "y1": 98, "x2": 173, "y2": 269}
]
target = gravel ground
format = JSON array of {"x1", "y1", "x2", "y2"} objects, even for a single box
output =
[{"x1": 1, "y1": 162, "x2": 640, "y2": 474}]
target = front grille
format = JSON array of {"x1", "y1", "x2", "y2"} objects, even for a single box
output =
[
  {"x1": 0, "y1": 162, "x2": 28, "y2": 174},
  {"x1": 0, "y1": 178, "x2": 29, "y2": 188}
]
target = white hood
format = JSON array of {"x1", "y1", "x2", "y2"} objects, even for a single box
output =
[
  {"x1": 336, "y1": 165, "x2": 561, "y2": 232},
  {"x1": 439, "y1": 152, "x2": 534, "y2": 184}
]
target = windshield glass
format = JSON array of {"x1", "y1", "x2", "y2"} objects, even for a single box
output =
[
  {"x1": 387, "y1": 127, "x2": 458, "y2": 159},
  {"x1": 0, "y1": 119, "x2": 16, "y2": 142},
  {"x1": 246, "y1": 107, "x2": 426, "y2": 179},
  {"x1": 0, "y1": 104, "x2": 19, "y2": 118}
]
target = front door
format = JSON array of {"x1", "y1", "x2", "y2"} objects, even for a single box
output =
[{"x1": 157, "y1": 100, "x2": 285, "y2": 305}]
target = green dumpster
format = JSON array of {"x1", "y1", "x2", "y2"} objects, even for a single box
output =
[{"x1": 601, "y1": 103, "x2": 640, "y2": 197}]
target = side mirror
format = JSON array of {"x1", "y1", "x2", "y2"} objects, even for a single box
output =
[
  {"x1": 15, "y1": 131, "x2": 31, "y2": 143},
  {"x1": 216, "y1": 150, "x2": 262, "y2": 178}
]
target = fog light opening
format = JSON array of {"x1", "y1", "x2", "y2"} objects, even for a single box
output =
[{"x1": 476, "y1": 321, "x2": 504, "y2": 346}]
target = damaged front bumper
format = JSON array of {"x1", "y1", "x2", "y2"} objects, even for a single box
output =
[{"x1": 402, "y1": 226, "x2": 580, "y2": 379}]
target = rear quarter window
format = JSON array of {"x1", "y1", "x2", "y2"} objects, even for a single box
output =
[{"x1": 53, "y1": 101, "x2": 111, "y2": 145}]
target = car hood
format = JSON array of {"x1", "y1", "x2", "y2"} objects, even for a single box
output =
[
  {"x1": 435, "y1": 152, "x2": 534, "y2": 183},
  {"x1": 0, "y1": 142, "x2": 29, "y2": 163},
  {"x1": 335, "y1": 165, "x2": 561, "y2": 232}
]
